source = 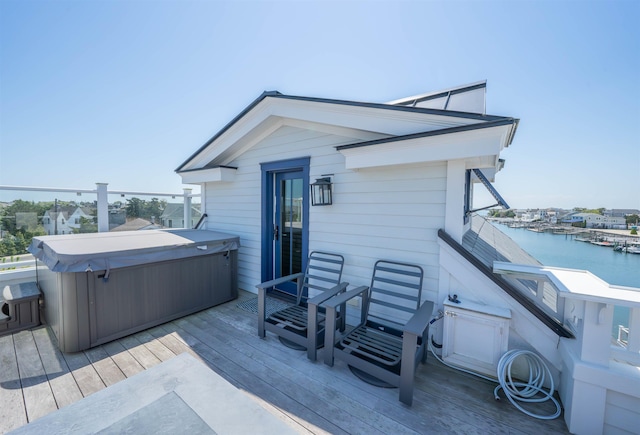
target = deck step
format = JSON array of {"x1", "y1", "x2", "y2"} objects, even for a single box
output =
[
  {"x1": 3, "y1": 281, "x2": 40, "y2": 301},
  {"x1": 0, "y1": 282, "x2": 41, "y2": 337}
]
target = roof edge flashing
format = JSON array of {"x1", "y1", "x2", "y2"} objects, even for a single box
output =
[
  {"x1": 336, "y1": 118, "x2": 517, "y2": 151},
  {"x1": 175, "y1": 91, "x2": 282, "y2": 172},
  {"x1": 387, "y1": 80, "x2": 487, "y2": 106}
]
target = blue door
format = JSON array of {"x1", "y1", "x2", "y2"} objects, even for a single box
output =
[{"x1": 261, "y1": 158, "x2": 310, "y2": 296}]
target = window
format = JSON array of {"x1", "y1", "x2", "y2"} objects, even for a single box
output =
[{"x1": 464, "y1": 169, "x2": 471, "y2": 224}]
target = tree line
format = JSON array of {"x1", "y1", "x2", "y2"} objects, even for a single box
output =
[{"x1": 0, "y1": 197, "x2": 168, "y2": 257}]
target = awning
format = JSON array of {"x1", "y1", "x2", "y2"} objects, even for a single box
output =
[{"x1": 473, "y1": 168, "x2": 510, "y2": 209}]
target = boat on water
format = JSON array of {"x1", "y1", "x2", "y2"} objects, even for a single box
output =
[
  {"x1": 612, "y1": 242, "x2": 640, "y2": 254},
  {"x1": 624, "y1": 245, "x2": 640, "y2": 254},
  {"x1": 591, "y1": 240, "x2": 614, "y2": 247}
]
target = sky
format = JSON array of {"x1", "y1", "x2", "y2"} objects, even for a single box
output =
[{"x1": 0, "y1": 0, "x2": 638, "y2": 210}]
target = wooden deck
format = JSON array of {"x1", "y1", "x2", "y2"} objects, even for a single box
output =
[{"x1": 1, "y1": 290, "x2": 569, "y2": 434}]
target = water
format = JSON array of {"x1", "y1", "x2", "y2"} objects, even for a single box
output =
[
  {"x1": 495, "y1": 224, "x2": 639, "y2": 288},
  {"x1": 494, "y1": 223, "x2": 640, "y2": 335}
]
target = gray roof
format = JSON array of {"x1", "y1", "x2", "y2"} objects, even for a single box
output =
[
  {"x1": 462, "y1": 215, "x2": 541, "y2": 269},
  {"x1": 160, "y1": 203, "x2": 202, "y2": 219},
  {"x1": 336, "y1": 118, "x2": 518, "y2": 151},
  {"x1": 462, "y1": 214, "x2": 543, "y2": 297},
  {"x1": 176, "y1": 90, "x2": 515, "y2": 172},
  {"x1": 110, "y1": 218, "x2": 160, "y2": 232}
]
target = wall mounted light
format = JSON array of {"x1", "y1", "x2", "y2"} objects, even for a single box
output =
[{"x1": 311, "y1": 177, "x2": 332, "y2": 206}]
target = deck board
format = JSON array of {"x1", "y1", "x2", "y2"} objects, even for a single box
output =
[
  {"x1": 0, "y1": 334, "x2": 27, "y2": 433},
  {"x1": 166, "y1": 318, "x2": 334, "y2": 434},
  {"x1": 101, "y1": 340, "x2": 145, "y2": 378},
  {"x1": 196, "y1": 305, "x2": 426, "y2": 434},
  {"x1": 177, "y1": 312, "x2": 366, "y2": 435},
  {"x1": 61, "y1": 348, "x2": 105, "y2": 397},
  {"x1": 30, "y1": 327, "x2": 83, "y2": 409},
  {"x1": 207, "y1": 294, "x2": 511, "y2": 435},
  {"x1": 84, "y1": 346, "x2": 126, "y2": 388},
  {"x1": 0, "y1": 290, "x2": 570, "y2": 434},
  {"x1": 118, "y1": 335, "x2": 162, "y2": 369},
  {"x1": 12, "y1": 331, "x2": 57, "y2": 422}
]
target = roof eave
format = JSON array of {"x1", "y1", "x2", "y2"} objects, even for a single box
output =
[
  {"x1": 335, "y1": 118, "x2": 518, "y2": 151},
  {"x1": 175, "y1": 91, "x2": 282, "y2": 172},
  {"x1": 176, "y1": 92, "x2": 513, "y2": 173}
]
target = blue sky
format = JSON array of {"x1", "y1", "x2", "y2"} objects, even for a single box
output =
[{"x1": 1, "y1": 0, "x2": 638, "y2": 210}]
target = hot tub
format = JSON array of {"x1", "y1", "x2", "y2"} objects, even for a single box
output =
[{"x1": 29, "y1": 229, "x2": 239, "y2": 352}]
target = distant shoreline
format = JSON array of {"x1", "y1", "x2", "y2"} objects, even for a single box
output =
[
  {"x1": 488, "y1": 218, "x2": 639, "y2": 240},
  {"x1": 589, "y1": 228, "x2": 640, "y2": 239}
]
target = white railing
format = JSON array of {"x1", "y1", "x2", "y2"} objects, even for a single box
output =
[
  {"x1": 618, "y1": 325, "x2": 629, "y2": 347},
  {"x1": 0, "y1": 183, "x2": 201, "y2": 234},
  {"x1": 0, "y1": 260, "x2": 38, "y2": 287},
  {"x1": 493, "y1": 262, "x2": 640, "y2": 365},
  {"x1": 0, "y1": 259, "x2": 37, "y2": 272},
  {"x1": 493, "y1": 261, "x2": 640, "y2": 435}
]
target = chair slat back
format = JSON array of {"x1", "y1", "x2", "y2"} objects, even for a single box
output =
[
  {"x1": 300, "y1": 251, "x2": 344, "y2": 304},
  {"x1": 365, "y1": 260, "x2": 424, "y2": 330}
]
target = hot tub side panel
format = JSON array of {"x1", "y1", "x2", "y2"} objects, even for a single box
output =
[
  {"x1": 37, "y1": 266, "x2": 92, "y2": 353},
  {"x1": 88, "y1": 250, "x2": 238, "y2": 348}
]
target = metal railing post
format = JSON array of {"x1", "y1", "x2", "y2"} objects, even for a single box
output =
[
  {"x1": 96, "y1": 183, "x2": 109, "y2": 232},
  {"x1": 183, "y1": 188, "x2": 192, "y2": 229}
]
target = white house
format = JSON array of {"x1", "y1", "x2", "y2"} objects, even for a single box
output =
[
  {"x1": 563, "y1": 212, "x2": 626, "y2": 229},
  {"x1": 578, "y1": 213, "x2": 626, "y2": 229},
  {"x1": 176, "y1": 81, "x2": 515, "y2": 303},
  {"x1": 176, "y1": 82, "x2": 639, "y2": 433},
  {"x1": 159, "y1": 203, "x2": 202, "y2": 229},
  {"x1": 42, "y1": 206, "x2": 94, "y2": 235}
]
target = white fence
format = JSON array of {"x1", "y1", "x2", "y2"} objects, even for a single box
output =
[{"x1": 0, "y1": 183, "x2": 201, "y2": 233}]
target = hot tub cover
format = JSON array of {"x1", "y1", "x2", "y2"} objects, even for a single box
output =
[{"x1": 29, "y1": 229, "x2": 240, "y2": 274}]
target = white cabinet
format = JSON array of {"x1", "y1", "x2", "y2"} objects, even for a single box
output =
[{"x1": 442, "y1": 298, "x2": 511, "y2": 377}]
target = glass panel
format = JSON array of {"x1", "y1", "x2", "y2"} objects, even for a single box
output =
[
  {"x1": 107, "y1": 194, "x2": 200, "y2": 230},
  {"x1": 279, "y1": 177, "x2": 303, "y2": 277},
  {"x1": 0, "y1": 187, "x2": 201, "y2": 260}
]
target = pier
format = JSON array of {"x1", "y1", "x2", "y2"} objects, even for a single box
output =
[{"x1": 488, "y1": 219, "x2": 640, "y2": 252}]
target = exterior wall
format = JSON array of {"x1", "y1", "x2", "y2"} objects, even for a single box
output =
[
  {"x1": 583, "y1": 214, "x2": 625, "y2": 229},
  {"x1": 560, "y1": 338, "x2": 640, "y2": 434},
  {"x1": 202, "y1": 125, "x2": 447, "y2": 303},
  {"x1": 561, "y1": 214, "x2": 584, "y2": 224},
  {"x1": 605, "y1": 390, "x2": 640, "y2": 434},
  {"x1": 564, "y1": 213, "x2": 626, "y2": 228},
  {"x1": 68, "y1": 209, "x2": 90, "y2": 228},
  {"x1": 42, "y1": 208, "x2": 93, "y2": 235},
  {"x1": 43, "y1": 213, "x2": 72, "y2": 235}
]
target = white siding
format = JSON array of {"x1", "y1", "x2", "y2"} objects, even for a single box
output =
[
  {"x1": 604, "y1": 390, "x2": 640, "y2": 434},
  {"x1": 203, "y1": 125, "x2": 447, "y2": 299}
]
